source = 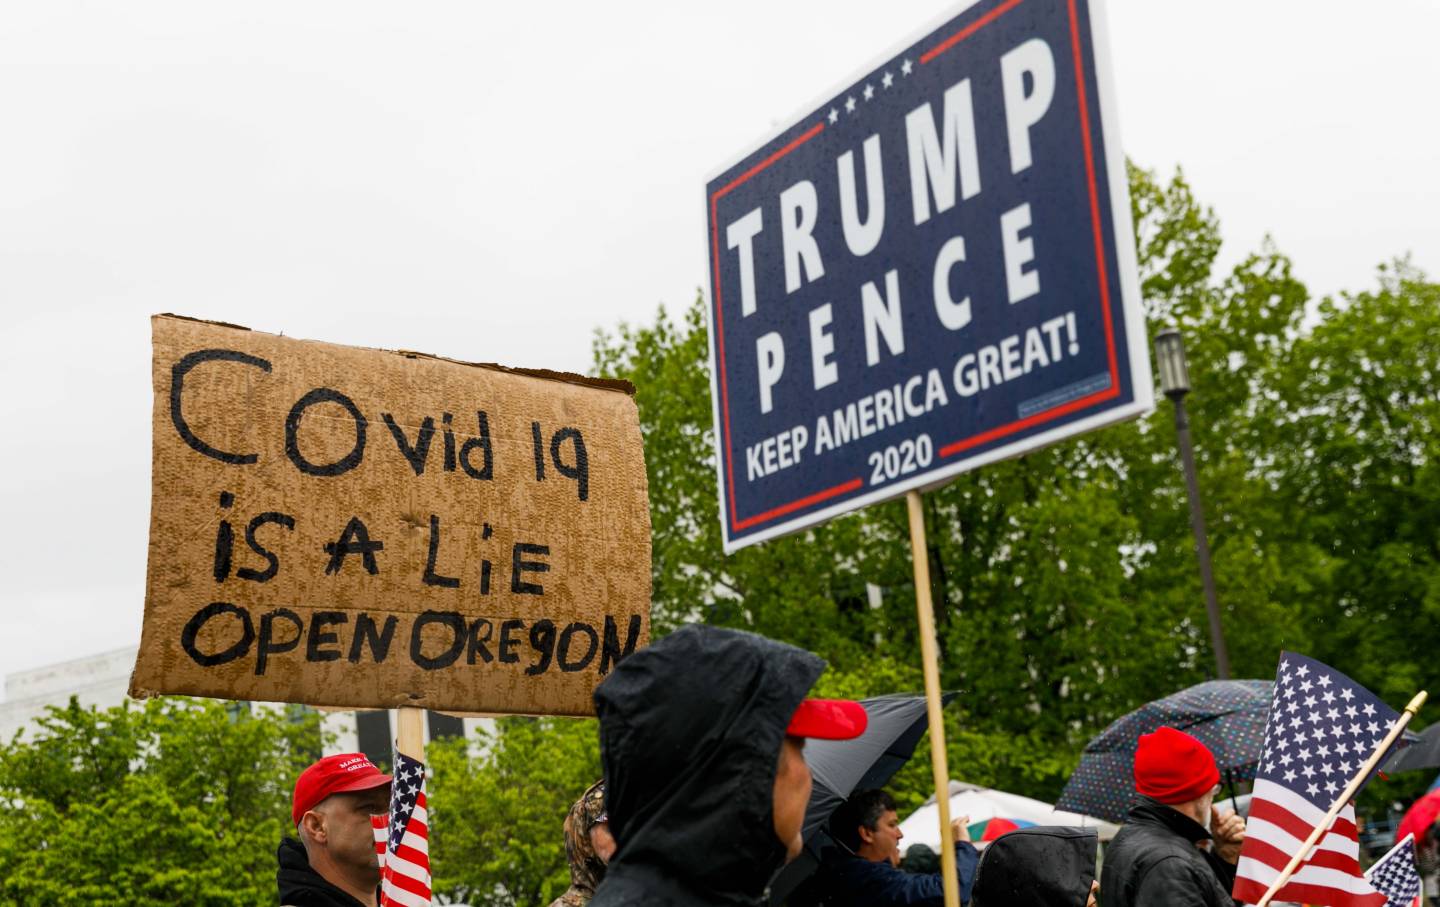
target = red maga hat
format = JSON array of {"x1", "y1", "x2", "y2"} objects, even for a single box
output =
[
  {"x1": 292, "y1": 753, "x2": 392, "y2": 825},
  {"x1": 1134, "y1": 726, "x2": 1220, "y2": 805},
  {"x1": 787, "y1": 699, "x2": 868, "y2": 740}
]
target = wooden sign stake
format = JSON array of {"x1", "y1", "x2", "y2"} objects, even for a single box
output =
[
  {"x1": 906, "y1": 490, "x2": 960, "y2": 907},
  {"x1": 1254, "y1": 690, "x2": 1428, "y2": 907},
  {"x1": 396, "y1": 706, "x2": 426, "y2": 762}
]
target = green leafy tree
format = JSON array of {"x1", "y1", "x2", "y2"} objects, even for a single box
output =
[{"x1": 0, "y1": 697, "x2": 318, "y2": 906}]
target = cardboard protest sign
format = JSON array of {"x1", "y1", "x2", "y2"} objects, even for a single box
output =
[
  {"x1": 705, "y1": 0, "x2": 1152, "y2": 551},
  {"x1": 130, "y1": 315, "x2": 650, "y2": 716}
]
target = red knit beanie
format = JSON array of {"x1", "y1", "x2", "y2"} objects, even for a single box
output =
[{"x1": 1134, "y1": 726, "x2": 1220, "y2": 804}]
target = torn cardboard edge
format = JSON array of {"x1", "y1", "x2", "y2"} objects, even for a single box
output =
[{"x1": 154, "y1": 313, "x2": 636, "y2": 396}]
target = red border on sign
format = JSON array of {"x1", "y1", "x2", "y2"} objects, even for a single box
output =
[{"x1": 708, "y1": 0, "x2": 1121, "y2": 536}]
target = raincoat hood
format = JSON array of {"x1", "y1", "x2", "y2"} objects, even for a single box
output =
[
  {"x1": 591, "y1": 624, "x2": 824, "y2": 906},
  {"x1": 970, "y1": 826, "x2": 1098, "y2": 907}
]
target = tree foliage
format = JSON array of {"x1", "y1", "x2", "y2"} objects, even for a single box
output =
[{"x1": 0, "y1": 698, "x2": 317, "y2": 906}]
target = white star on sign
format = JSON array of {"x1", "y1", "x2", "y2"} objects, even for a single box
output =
[
  {"x1": 863, "y1": 83, "x2": 874, "y2": 101},
  {"x1": 882, "y1": 71, "x2": 894, "y2": 88},
  {"x1": 901, "y1": 58, "x2": 913, "y2": 76},
  {"x1": 828, "y1": 107, "x2": 839, "y2": 124},
  {"x1": 845, "y1": 95, "x2": 857, "y2": 113}
]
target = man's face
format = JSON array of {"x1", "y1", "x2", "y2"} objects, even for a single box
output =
[
  {"x1": 772, "y1": 736, "x2": 812, "y2": 863},
  {"x1": 860, "y1": 809, "x2": 904, "y2": 864},
  {"x1": 311, "y1": 784, "x2": 392, "y2": 879}
]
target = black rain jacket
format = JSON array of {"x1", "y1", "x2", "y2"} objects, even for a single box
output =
[
  {"x1": 589, "y1": 624, "x2": 825, "y2": 907},
  {"x1": 1099, "y1": 799, "x2": 1236, "y2": 907},
  {"x1": 276, "y1": 837, "x2": 371, "y2": 907},
  {"x1": 969, "y1": 826, "x2": 1096, "y2": 907}
]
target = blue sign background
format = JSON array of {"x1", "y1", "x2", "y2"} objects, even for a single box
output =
[{"x1": 706, "y1": 0, "x2": 1151, "y2": 551}]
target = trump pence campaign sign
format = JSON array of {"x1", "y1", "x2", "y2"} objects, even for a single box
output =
[{"x1": 705, "y1": 0, "x2": 1152, "y2": 551}]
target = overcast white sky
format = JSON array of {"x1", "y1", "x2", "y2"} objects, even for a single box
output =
[{"x1": 2, "y1": 0, "x2": 1436, "y2": 679}]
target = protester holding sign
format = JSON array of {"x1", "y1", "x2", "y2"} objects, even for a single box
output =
[
  {"x1": 278, "y1": 753, "x2": 394, "y2": 907},
  {"x1": 588, "y1": 625, "x2": 867, "y2": 906}
]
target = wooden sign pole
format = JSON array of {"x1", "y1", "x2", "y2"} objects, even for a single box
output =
[
  {"x1": 906, "y1": 490, "x2": 960, "y2": 907},
  {"x1": 396, "y1": 706, "x2": 426, "y2": 762},
  {"x1": 1254, "y1": 690, "x2": 1428, "y2": 907}
]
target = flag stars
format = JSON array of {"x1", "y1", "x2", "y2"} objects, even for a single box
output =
[
  {"x1": 1322, "y1": 690, "x2": 1336, "y2": 705},
  {"x1": 828, "y1": 107, "x2": 839, "y2": 124},
  {"x1": 882, "y1": 71, "x2": 894, "y2": 88},
  {"x1": 1297, "y1": 664, "x2": 1310, "y2": 677},
  {"x1": 863, "y1": 83, "x2": 875, "y2": 101},
  {"x1": 1340, "y1": 687, "x2": 1354, "y2": 701},
  {"x1": 1363, "y1": 703, "x2": 1377, "y2": 717},
  {"x1": 1283, "y1": 769, "x2": 1297, "y2": 783},
  {"x1": 1306, "y1": 782, "x2": 1320, "y2": 796},
  {"x1": 1318, "y1": 674, "x2": 1332, "y2": 688},
  {"x1": 901, "y1": 58, "x2": 914, "y2": 76},
  {"x1": 845, "y1": 95, "x2": 857, "y2": 114}
]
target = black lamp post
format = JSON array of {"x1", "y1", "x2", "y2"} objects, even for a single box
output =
[{"x1": 1154, "y1": 328, "x2": 1231, "y2": 680}]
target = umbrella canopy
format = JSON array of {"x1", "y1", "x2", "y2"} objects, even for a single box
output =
[
  {"x1": 767, "y1": 692, "x2": 954, "y2": 905},
  {"x1": 1058, "y1": 679, "x2": 1425, "y2": 823},
  {"x1": 1386, "y1": 723, "x2": 1440, "y2": 773},
  {"x1": 1056, "y1": 680, "x2": 1272, "y2": 823},
  {"x1": 898, "y1": 780, "x2": 1119, "y2": 848},
  {"x1": 1397, "y1": 788, "x2": 1440, "y2": 845}
]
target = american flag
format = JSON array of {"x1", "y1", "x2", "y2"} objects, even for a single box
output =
[
  {"x1": 369, "y1": 751, "x2": 432, "y2": 907},
  {"x1": 1364, "y1": 834, "x2": 1423, "y2": 907},
  {"x1": 1232, "y1": 652, "x2": 1403, "y2": 907}
]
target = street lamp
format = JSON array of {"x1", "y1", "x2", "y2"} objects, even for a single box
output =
[{"x1": 1154, "y1": 328, "x2": 1231, "y2": 680}]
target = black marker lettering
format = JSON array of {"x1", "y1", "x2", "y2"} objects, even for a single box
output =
[
  {"x1": 550, "y1": 427, "x2": 589, "y2": 501},
  {"x1": 382, "y1": 413, "x2": 435, "y2": 476},
  {"x1": 255, "y1": 607, "x2": 303, "y2": 675},
  {"x1": 285, "y1": 387, "x2": 367, "y2": 477},
  {"x1": 213, "y1": 492, "x2": 235, "y2": 582},
  {"x1": 410, "y1": 611, "x2": 465, "y2": 670},
  {"x1": 422, "y1": 514, "x2": 460, "y2": 588},
  {"x1": 526, "y1": 619, "x2": 556, "y2": 675},
  {"x1": 170, "y1": 349, "x2": 271, "y2": 465},
  {"x1": 307, "y1": 611, "x2": 347, "y2": 662},
  {"x1": 324, "y1": 517, "x2": 383, "y2": 576},
  {"x1": 466, "y1": 618, "x2": 494, "y2": 664},
  {"x1": 237, "y1": 511, "x2": 295, "y2": 583},
  {"x1": 558, "y1": 622, "x2": 599, "y2": 672},
  {"x1": 600, "y1": 614, "x2": 643, "y2": 675},
  {"x1": 459, "y1": 411, "x2": 493, "y2": 480},
  {"x1": 498, "y1": 619, "x2": 524, "y2": 664},
  {"x1": 531, "y1": 421, "x2": 546, "y2": 481},
  {"x1": 180, "y1": 602, "x2": 254, "y2": 667},
  {"x1": 511, "y1": 542, "x2": 550, "y2": 595},
  {"x1": 349, "y1": 613, "x2": 397, "y2": 663}
]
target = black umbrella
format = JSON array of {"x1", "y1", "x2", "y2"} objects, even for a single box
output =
[
  {"x1": 1058, "y1": 680, "x2": 1426, "y2": 823},
  {"x1": 1056, "y1": 680, "x2": 1273, "y2": 823},
  {"x1": 1385, "y1": 723, "x2": 1440, "y2": 773},
  {"x1": 767, "y1": 692, "x2": 957, "y2": 906}
]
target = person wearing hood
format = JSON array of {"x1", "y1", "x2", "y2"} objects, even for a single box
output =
[
  {"x1": 589, "y1": 624, "x2": 868, "y2": 906},
  {"x1": 1100, "y1": 727, "x2": 1247, "y2": 907},
  {"x1": 968, "y1": 826, "x2": 1099, "y2": 907},
  {"x1": 549, "y1": 779, "x2": 615, "y2": 907},
  {"x1": 277, "y1": 752, "x2": 394, "y2": 907}
]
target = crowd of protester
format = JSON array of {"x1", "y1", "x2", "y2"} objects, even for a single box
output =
[{"x1": 271, "y1": 625, "x2": 1438, "y2": 906}]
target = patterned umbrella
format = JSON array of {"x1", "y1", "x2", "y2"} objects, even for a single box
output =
[{"x1": 1056, "y1": 680, "x2": 1272, "y2": 823}]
